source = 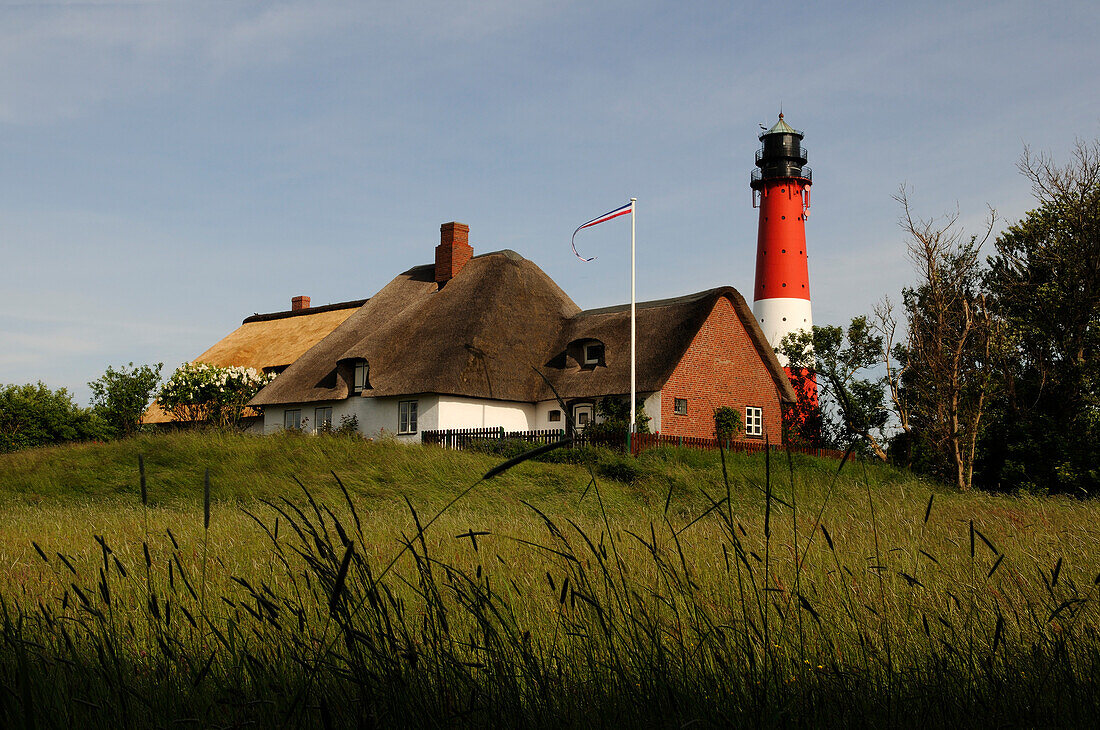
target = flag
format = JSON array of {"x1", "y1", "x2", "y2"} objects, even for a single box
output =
[{"x1": 571, "y1": 201, "x2": 633, "y2": 262}]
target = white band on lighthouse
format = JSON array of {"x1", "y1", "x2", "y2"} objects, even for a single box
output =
[{"x1": 752, "y1": 298, "x2": 813, "y2": 366}]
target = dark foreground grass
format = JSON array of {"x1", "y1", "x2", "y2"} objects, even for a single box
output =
[{"x1": 2, "y1": 433, "x2": 1100, "y2": 727}]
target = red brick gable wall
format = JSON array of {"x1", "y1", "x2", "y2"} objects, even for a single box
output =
[{"x1": 659, "y1": 296, "x2": 783, "y2": 441}]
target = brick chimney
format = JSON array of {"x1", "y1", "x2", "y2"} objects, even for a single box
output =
[
  {"x1": 435, "y1": 222, "x2": 472, "y2": 286},
  {"x1": 291, "y1": 295, "x2": 310, "y2": 311}
]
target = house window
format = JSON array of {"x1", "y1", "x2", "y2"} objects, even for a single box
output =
[
  {"x1": 315, "y1": 407, "x2": 333, "y2": 431},
  {"x1": 399, "y1": 400, "x2": 418, "y2": 434},
  {"x1": 284, "y1": 409, "x2": 302, "y2": 431},
  {"x1": 745, "y1": 406, "x2": 763, "y2": 438},
  {"x1": 583, "y1": 343, "x2": 604, "y2": 365},
  {"x1": 573, "y1": 403, "x2": 593, "y2": 428},
  {"x1": 353, "y1": 361, "x2": 369, "y2": 394},
  {"x1": 548, "y1": 409, "x2": 561, "y2": 423},
  {"x1": 674, "y1": 398, "x2": 688, "y2": 415}
]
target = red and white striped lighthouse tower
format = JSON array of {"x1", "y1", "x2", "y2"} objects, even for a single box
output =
[{"x1": 750, "y1": 113, "x2": 817, "y2": 399}]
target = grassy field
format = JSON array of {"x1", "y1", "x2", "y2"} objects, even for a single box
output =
[{"x1": 2, "y1": 431, "x2": 1099, "y2": 727}]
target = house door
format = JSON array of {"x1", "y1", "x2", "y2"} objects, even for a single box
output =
[{"x1": 572, "y1": 403, "x2": 594, "y2": 429}]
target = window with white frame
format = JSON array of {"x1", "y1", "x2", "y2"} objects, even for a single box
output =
[
  {"x1": 398, "y1": 400, "x2": 418, "y2": 434},
  {"x1": 745, "y1": 406, "x2": 763, "y2": 438},
  {"x1": 583, "y1": 342, "x2": 604, "y2": 365},
  {"x1": 315, "y1": 407, "x2": 333, "y2": 431},
  {"x1": 353, "y1": 361, "x2": 368, "y2": 394},
  {"x1": 284, "y1": 409, "x2": 302, "y2": 431}
]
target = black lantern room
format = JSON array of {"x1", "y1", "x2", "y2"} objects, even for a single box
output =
[{"x1": 751, "y1": 113, "x2": 812, "y2": 189}]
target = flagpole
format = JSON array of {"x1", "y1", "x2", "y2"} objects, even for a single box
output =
[{"x1": 629, "y1": 198, "x2": 637, "y2": 452}]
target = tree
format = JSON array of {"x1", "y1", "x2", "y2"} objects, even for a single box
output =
[
  {"x1": 156, "y1": 363, "x2": 273, "y2": 428},
  {"x1": 871, "y1": 297, "x2": 912, "y2": 447},
  {"x1": 780, "y1": 317, "x2": 889, "y2": 459},
  {"x1": 887, "y1": 189, "x2": 995, "y2": 490},
  {"x1": 983, "y1": 140, "x2": 1100, "y2": 493},
  {"x1": 0, "y1": 382, "x2": 107, "y2": 452},
  {"x1": 88, "y1": 362, "x2": 162, "y2": 438}
]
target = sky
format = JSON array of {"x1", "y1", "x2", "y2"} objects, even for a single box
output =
[{"x1": 2, "y1": 0, "x2": 1097, "y2": 405}]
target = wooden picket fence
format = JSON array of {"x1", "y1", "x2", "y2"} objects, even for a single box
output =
[
  {"x1": 421, "y1": 427, "x2": 850, "y2": 461},
  {"x1": 420, "y1": 427, "x2": 565, "y2": 450}
]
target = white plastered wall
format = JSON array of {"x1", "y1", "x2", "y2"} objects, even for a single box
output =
[
  {"x1": 643, "y1": 392, "x2": 662, "y2": 433},
  {"x1": 533, "y1": 400, "x2": 569, "y2": 431},
  {"x1": 262, "y1": 394, "x2": 440, "y2": 443},
  {"x1": 436, "y1": 396, "x2": 535, "y2": 431}
]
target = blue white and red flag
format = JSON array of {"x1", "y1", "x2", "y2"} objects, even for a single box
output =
[{"x1": 571, "y1": 201, "x2": 633, "y2": 261}]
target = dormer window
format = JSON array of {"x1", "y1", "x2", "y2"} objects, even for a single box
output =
[
  {"x1": 353, "y1": 361, "x2": 369, "y2": 394},
  {"x1": 583, "y1": 342, "x2": 605, "y2": 366},
  {"x1": 564, "y1": 338, "x2": 606, "y2": 369}
]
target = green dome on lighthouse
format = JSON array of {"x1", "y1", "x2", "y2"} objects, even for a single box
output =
[{"x1": 761, "y1": 112, "x2": 799, "y2": 138}]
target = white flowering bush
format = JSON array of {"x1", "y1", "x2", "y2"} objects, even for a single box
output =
[{"x1": 156, "y1": 363, "x2": 274, "y2": 427}]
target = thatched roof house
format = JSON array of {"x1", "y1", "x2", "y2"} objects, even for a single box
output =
[{"x1": 247, "y1": 222, "x2": 795, "y2": 442}]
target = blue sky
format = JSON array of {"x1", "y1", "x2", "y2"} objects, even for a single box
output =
[{"x1": 2, "y1": 0, "x2": 1097, "y2": 404}]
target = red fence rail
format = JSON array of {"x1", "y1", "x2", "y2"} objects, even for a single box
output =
[{"x1": 422, "y1": 427, "x2": 850, "y2": 461}]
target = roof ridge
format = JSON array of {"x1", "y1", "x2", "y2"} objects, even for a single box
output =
[
  {"x1": 574, "y1": 287, "x2": 732, "y2": 317},
  {"x1": 242, "y1": 298, "x2": 368, "y2": 324}
]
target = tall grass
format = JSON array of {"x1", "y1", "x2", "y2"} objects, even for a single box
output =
[{"x1": 1, "y1": 434, "x2": 1099, "y2": 726}]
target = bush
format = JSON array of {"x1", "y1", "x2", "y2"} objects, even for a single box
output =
[
  {"x1": 89, "y1": 362, "x2": 162, "y2": 438},
  {"x1": 156, "y1": 363, "x2": 273, "y2": 428},
  {"x1": 332, "y1": 413, "x2": 361, "y2": 437},
  {"x1": 713, "y1": 406, "x2": 743, "y2": 440},
  {"x1": 466, "y1": 438, "x2": 534, "y2": 459},
  {"x1": 592, "y1": 395, "x2": 651, "y2": 435},
  {"x1": 0, "y1": 382, "x2": 107, "y2": 452}
]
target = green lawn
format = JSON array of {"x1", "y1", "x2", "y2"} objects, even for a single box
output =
[{"x1": 2, "y1": 432, "x2": 1098, "y2": 727}]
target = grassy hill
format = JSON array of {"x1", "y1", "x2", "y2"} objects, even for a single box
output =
[{"x1": 2, "y1": 432, "x2": 1099, "y2": 727}]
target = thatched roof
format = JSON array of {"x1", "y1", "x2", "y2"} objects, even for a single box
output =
[
  {"x1": 252, "y1": 251, "x2": 581, "y2": 405},
  {"x1": 143, "y1": 299, "x2": 364, "y2": 424},
  {"x1": 542, "y1": 287, "x2": 796, "y2": 403},
  {"x1": 251, "y1": 251, "x2": 795, "y2": 407},
  {"x1": 195, "y1": 299, "x2": 366, "y2": 370}
]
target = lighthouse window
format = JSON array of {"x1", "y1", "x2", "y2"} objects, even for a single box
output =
[
  {"x1": 781, "y1": 216, "x2": 786, "y2": 220},
  {"x1": 782, "y1": 283, "x2": 787, "y2": 287},
  {"x1": 782, "y1": 249, "x2": 786, "y2": 253}
]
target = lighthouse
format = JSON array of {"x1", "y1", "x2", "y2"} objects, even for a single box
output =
[{"x1": 751, "y1": 113, "x2": 813, "y2": 365}]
